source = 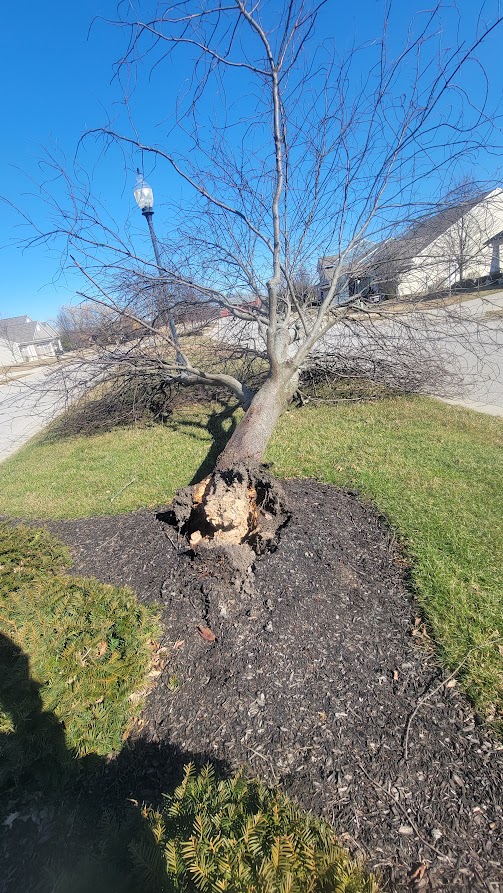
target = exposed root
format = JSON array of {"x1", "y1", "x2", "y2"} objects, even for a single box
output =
[
  {"x1": 167, "y1": 462, "x2": 290, "y2": 555},
  {"x1": 160, "y1": 542, "x2": 260, "y2": 642}
]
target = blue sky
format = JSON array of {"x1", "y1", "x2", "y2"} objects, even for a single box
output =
[
  {"x1": 1, "y1": 0, "x2": 502, "y2": 322},
  {"x1": 1, "y1": 0, "x2": 121, "y2": 320}
]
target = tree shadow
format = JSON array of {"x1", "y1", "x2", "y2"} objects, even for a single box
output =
[
  {"x1": 188, "y1": 402, "x2": 238, "y2": 485},
  {"x1": 0, "y1": 632, "x2": 229, "y2": 893}
]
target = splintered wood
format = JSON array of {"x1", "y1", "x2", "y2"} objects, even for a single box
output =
[{"x1": 190, "y1": 473, "x2": 259, "y2": 547}]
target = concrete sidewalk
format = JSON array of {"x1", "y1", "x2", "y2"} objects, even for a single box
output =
[
  {"x1": 437, "y1": 396, "x2": 503, "y2": 417},
  {"x1": 0, "y1": 363, "x2": 87, "y2": 463}
]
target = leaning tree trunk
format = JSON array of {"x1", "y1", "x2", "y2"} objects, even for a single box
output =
[{"x1": 169, "y1": 371, "x2": 298, "y2": 553}]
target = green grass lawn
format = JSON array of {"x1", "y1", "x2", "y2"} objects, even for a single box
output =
[
  {"x1": 0, "y1": 395, "x2": 501, "y2": 725},
  {"x1": 0, "y1": 408, "x2": 236, "y2": 519}
]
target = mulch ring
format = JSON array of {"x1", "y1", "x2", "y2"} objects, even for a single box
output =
[{"x1": 46, "y1": 478, "x2": 502, "y2": 893}]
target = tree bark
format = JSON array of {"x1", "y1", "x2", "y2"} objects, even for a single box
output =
[
  {"x1": 216, "y1": 370, "x2": 298, "y2": 469},
  {"x1": 168, "y1": 370, "x2": 298, "y2": 553}
]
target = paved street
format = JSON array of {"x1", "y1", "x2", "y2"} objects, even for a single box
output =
[{"x1": 0, "y1": 366, "x2": 80, "y2": 463}]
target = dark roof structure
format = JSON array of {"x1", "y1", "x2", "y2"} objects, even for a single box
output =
[
  {"x1": 397, "y1": 192, "x2": 490, "y2": 251},
  {"x1": 1, "y1": 315, "x2": 31, "y2": 326},
  {"x1": 485, "y1": 229, "x2": 503, "y2": 245},
  {"x1": 320, "y1": 189, "x2": 495, "y2": 286}
]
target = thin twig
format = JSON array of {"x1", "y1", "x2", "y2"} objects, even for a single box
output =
[
  {"x1": 246, "y1": 746, "x2": 279, "y2": 783},
  {"x1": 356, "y1": 762, "x2": 453, "y2": 864},
  {"x1": 246, "y1": 746, "x2": 269, "y2": 762},
  {"x1": 403, "y1": 636, "x2": 502, "y2": 760},
  {"x1": 403, "y1": 658, "x2": 469, "y2": 760},
  {"x1": 163, "y1": 531, "x2": 181, "y2": 552},
  {"x1": 110, "y1": 477, "x2": 137, "y2": 502}
]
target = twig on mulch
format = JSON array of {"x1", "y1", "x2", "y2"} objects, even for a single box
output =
[
  {"x1": 403, "y1": 636, "x2": 502, "y2": 761},
  {"x1": 163, "y1": 531, "x2": 181, "y2": 552},
  {"x1": 466, "y1": 856, "x2": 498, "y2": 893},
  {"x1": 356, "y1": 762, "x2": 453, "y2": 865},
  {"x1": 403, "y1": 659, "x2": 469, "y2": 761},
  {"x1": 246, "y1": 746, "x2": 279, "y2": 783}
]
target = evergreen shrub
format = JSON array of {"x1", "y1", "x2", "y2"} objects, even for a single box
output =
[
  {"x1": 131, "y1": 764, "x2": 378, "y2": 892},
  {"x1": 0, "y1": 521, "x2": 158, "y2": 780}
]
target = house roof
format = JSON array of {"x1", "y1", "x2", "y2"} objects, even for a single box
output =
[
  {"x1": 320, "y1": 188, "x2": 498, "y2": 284},
  {"x1": 386, "y1": 190, "x2": 493, "y2": 258},
  {"x1": 485, "y1": 229, "x2": 503, "y2": 245},
  {"x1": 319, "y1": 241, "x2": 396, "y2": 284},
  {"x1": 0, "y1": 318, "x2": 59, "y2": 346},
  {"x1": 1, "y1": 315, "x2": 32, "y2": 326}
]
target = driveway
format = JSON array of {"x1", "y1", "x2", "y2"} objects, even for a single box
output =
[
  {"x1": 371, "y1": 292, "x2": 503, "y2": 415},
  {"x1": 324, "y1": 303, "x2": 503, "y2": 416},
  {"x1": 417, "y1": 292, "x2": 503, "y2": 414}
]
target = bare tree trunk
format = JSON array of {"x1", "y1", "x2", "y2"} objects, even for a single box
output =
[
  {"x1": 169, "y1": 371, "x2": 298, "y2": 552},
  {"x1": 216, "y1": 371, "x2": 298, "y2": 469}
]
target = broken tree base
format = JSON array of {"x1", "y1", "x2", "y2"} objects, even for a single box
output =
[
  {"x1": 167, "y1": 462, "x2": 291, "y2": 555},
  {"x1": 161, "y1": 465, "x2": 290, "y2": 632}
]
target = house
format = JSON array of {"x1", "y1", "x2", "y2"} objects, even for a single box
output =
[
  {"x1": 0, "y1": 315, "x2": 62, "y2": 365},
  {"x1": 319, "y1": 187, "x2": 503, "y2": 302}
]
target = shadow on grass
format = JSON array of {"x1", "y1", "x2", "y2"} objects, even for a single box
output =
[
  {"x1": 0, "y1": 632, "x2": 229, "y2": 893},
  {"x1": 41, "y1": 376, "x2": 241, "y2": 446},
  {"x1": 188, "y1": 403, "x2": 238, "y2": 484}
]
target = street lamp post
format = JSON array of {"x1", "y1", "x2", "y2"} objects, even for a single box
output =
[{"x1": 133, "y1": 170, "x2": 184, "y2": 367}]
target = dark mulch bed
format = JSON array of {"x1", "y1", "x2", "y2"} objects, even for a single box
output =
[{"x1": 40, "y1": 480, "x2": 503, "y2": 892}]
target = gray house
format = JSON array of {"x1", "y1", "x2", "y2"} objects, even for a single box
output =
[{"x1": 0, "y1": 315, "x2": 62, "y2": 366}]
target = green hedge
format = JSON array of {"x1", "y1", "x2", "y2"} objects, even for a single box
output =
[
  {"x1": 130, "y1": 764, "x2": 377, "y2": 892},
  {"x1": 0, "y1": 521, "x2": 158, "y2": 780}
]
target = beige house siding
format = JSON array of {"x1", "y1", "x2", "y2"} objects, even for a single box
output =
[
  {"x1": 397, "y1": 189, "x2": 503, "y2": 297},
  {"x1": 0, "y1": 317, "x2": 62, "y2": 365},
  {"x1": 0, "y1": 338, "x2": 24, "y2": 366},
  {"x1": 319, "y1": 188, "x2": 503, "y2": 302}
]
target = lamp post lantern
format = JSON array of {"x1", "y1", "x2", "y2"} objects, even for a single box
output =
[{"x1": 133, "y1": 170, "x2": 184, "y2": 366}]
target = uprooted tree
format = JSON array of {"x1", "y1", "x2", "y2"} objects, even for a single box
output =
[{"x1": 23, "y1": 0, "x2": 503, "y2": 552}]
